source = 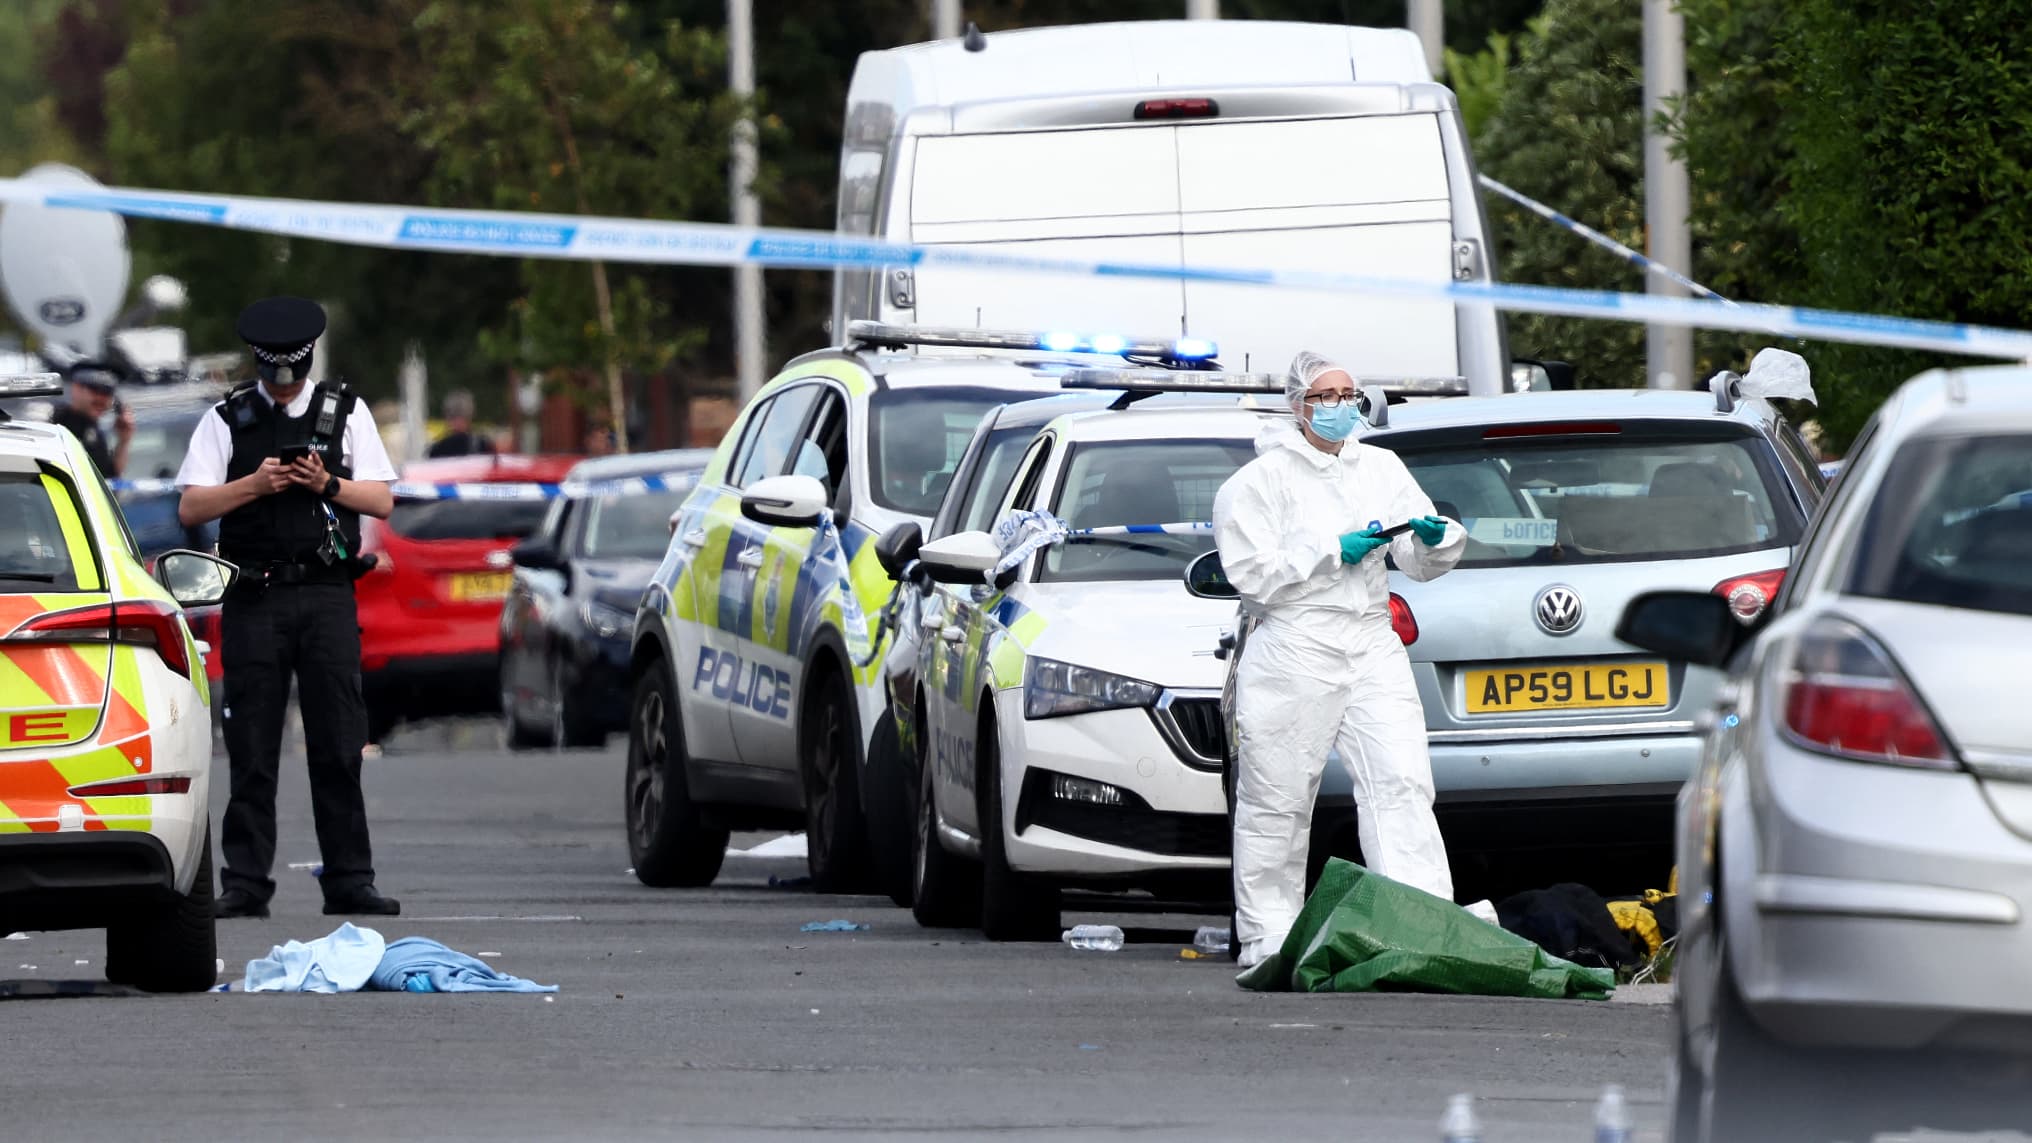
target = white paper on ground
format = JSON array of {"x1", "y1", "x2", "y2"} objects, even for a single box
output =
[{"x1": 725, "y1": 833, "x2": 808, "y2": 859}]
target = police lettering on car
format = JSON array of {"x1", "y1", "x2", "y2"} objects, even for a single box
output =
[{"x1": 174, "y1": 296, "x2": 402, "y2": 919}]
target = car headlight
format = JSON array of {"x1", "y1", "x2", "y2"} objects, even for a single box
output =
[
  {"x1": 1023, "y1": 657, "x2": 1161, "y2": 720},
  {"x1": 580, "y1": 600, "x2": 633, "y2": 640}
]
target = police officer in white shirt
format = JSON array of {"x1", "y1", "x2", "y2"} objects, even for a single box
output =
[{"x1": 175, "y1": 296, "x2": 402, "y2": 919}]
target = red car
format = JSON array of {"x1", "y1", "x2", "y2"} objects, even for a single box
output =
[{"x1": 357, "y1": 453, "x2": 582, "y2": 742}]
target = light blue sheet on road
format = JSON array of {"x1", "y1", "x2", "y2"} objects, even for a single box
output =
[
  {"x1": 239, "y1": 925, "x2": 557, "y2": 994},
  {"x1": 366, "y1": 937, "x2": 559, "y2": 993},
  {"x1": 242, "y1": 922, "x2": 386, "y2": 993}
]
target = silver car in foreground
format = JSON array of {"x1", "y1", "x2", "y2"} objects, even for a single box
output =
[
  {"x1": 1197, "y1": 381, "x2": 1826, "y2": 900},
  {"x1": 1618, "y1": 366, "x2": 2032, "y2": 1142}
]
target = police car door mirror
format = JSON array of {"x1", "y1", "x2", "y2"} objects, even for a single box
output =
[
  {"x1": 1182, "y1": 550, "x2": 1239, "y2": 600},
  {"x1": 510, "y1": 537, "x2": 561, "y2": 571},
  {"x1": 740, "y1": 474, "x2": 827, "y2": 529},
  {"x1": 916, "y1": 530, "x2": 1001, "y2": 586},
  {"x1": 153, "y1": 550, "x2": 237, "y2": 607},
  {"x1": 874, "y1": 520, "x2": 923, "y2": 580},
  {"x1": 1614, "y1": 590, "x2": 1754, "y2": 669}
]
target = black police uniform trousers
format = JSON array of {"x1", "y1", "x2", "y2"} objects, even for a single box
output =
[{"x1": 218, "y1": 578, "x2": 376, "y2": 902}]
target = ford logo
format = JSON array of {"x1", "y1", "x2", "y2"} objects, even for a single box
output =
[
  {"x1": 38, "y1": 297, "x2": 86, "y2": 326},
  {"x1": 1534, "y1": 584, "x2": 1585, "y2": 636}
]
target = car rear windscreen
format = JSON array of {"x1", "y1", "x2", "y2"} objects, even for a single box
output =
[
  {"x1": 122, "y1": 413, "x2": 204, "y2": 483},
  {"x1": 582, "y1": 491, "x2": 691, "y2": 560},
  {"x1": 1037, "y1": 437, "x2": 1255, "y2": 583},
  {"x1": 387, "y1": 498, "x2": 550, "y2": 542},
  {"x1": 1846, "y1": 433, "x2": 2032, "y2": 618},
  {"x1": 0, "y1": 472, "x2": 87, "y2": 591},
  {"x1": 869, "y1": 387, "x2": 1025, "y2": 516},
  {"x1": 1389, "y1": 426, "x2": 1800, "y2": 568}
]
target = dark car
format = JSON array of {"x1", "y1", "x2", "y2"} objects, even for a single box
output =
[
  {"x1": 497, "y1": 449, "x2": 712, "y2": 749},
  {"x1": 118, "y1": 397, "x2": 221, "y2": 559}
]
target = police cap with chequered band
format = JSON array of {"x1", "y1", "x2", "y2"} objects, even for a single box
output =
[{"x1": 235, "y1": 296, "x2": 327, "y2": 370}]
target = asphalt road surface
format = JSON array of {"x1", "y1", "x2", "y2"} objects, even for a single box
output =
[{"x1": 0, "y1": 719, "x2": 1673, "y2": 1142}]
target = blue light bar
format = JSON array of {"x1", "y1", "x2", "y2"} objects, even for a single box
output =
[
  {"x1": 844, "y1": 321, "x2": 1219, "y2": 364},
  {"x1": 0, "y1": 373, "x2": 64, "y2": 399}
]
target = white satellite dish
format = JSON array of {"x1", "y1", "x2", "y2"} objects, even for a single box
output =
[{"x1": 0, "y1": 163, "x2": 133, "y2": 356}]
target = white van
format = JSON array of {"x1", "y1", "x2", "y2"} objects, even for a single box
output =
[{"x1": 834, "y1": 19, "x2": 1514, "y2": 394}]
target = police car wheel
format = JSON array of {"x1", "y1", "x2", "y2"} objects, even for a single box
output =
[
  {"x1": 910, "y1": 711, "x2": 979, "y2": 929},
  {"x1": 625, "y1": 660, "x2": 727, "y2": 888},
  {"x1": 976, "y1": 713, "x2": 1060, "y2": 943},
  {"x1": 800, "y1": 668, "x2": 872, "y2": 894},
  {"x1": 861, "y1": 710, "x2": 915, "y2": 909},
  {"x1": 105, "y1": 822, "x2": 219, "y2": 993}
]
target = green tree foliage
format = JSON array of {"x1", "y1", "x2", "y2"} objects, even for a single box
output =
[
  {"x1": 1471, "y1": 0, "x2": 1648, "y2": 387},
  {"x1": 99, "y1": 1, "x2": 524, "y2": 401},
  {"x1": 1443, "y1": 30, "x2": 1510, "y2": 139},
  {"x1": 398, "y1": 0, "x2": 739, "y2": 445},
  {"x1": 1772, "y1": 2, "x2": 2032, "y2": 446}
]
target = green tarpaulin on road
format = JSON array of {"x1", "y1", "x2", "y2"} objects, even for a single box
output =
[{"x1": 1236, "y1": 859, "x2": 1617, "y2": 1000}]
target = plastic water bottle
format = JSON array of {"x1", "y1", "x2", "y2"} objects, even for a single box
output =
[
  {"x1": 1594, "y1": 1084, "x2": 1631, "y2": 1143},
  {"x1": 1192, "y1": 925, "x2": 1231, "y2": 955},
  {"x1": 1062, "y1": 924, "x2": 1124, "y2": 951},
  {"x1": 1439, "y1": 1093, "x2": 1482, "y2": 1143}
]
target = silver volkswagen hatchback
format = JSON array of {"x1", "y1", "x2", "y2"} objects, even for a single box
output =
[{"x1": 1199, "y1": 379, "x2": 1827, "y2": 898}]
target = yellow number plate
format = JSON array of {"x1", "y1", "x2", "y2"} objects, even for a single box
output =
[
  {"x1": 446, "y1": 572, "x2": 512, "y2": 602},
  {"x1": 1464, "y1": 661, "x2": 1670, "y2": 713}
]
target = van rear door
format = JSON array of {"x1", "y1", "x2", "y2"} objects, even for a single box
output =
[
  {"x1": 904, "y1": 113, "x2": 1461, "y2": 377},
  {"x1": 907, "y1": 127, "x2": 1186, "y2": 336},
  {"x1": 1175, "y1": 114, "x2": 1460, "y2": 378}
]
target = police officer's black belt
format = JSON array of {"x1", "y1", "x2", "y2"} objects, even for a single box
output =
[{"x1": 238, "y1": 560, "x2": 354, "y2": 587}]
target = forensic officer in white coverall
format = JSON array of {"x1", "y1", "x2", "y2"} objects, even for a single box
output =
[{"x1": 1212, "y1": 352, "x2": 1468, "y2": 969}]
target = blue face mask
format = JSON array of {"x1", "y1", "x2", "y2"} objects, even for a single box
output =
[{"x1": 1307, "y1": 401, "x2": 1359, "y2": 443}]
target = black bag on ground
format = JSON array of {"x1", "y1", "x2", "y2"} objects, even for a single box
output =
[{"x1": 1494, "y1": 883, "x2": 1642, "y2": 970}]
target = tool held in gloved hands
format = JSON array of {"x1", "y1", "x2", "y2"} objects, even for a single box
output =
[
  {"x1": 1339, "y1": 529, "x2": 1390, "y2": 564},
  {"x1": 1407, "y1": 515, "x2": 1450, "y2": 546}
]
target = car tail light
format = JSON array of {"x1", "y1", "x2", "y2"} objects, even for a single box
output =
[
  {"x1": 1389, "y1": 592, "x2": 1419, "y2": 646},
  {"x1": 1482, "y1": 421, "x2": 1621, "y2": 439},
  {"x1": 1780, "y1": 617, "x2": 1953, "y2": 769},
  {"x1": 15, "y1": 600, "x2": 193, "y2": 679},
  {"x1": 66, "y1": 776, "x2": 192, "y2": 797},
  {"x1": 1134, "y1": 97, "x2": 1219, "y2": 119},
  {"x1": 1713, "y1": 569, "x2": 1785, "y2": 624}
]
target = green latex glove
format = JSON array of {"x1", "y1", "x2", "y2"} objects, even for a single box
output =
[
  {"x1": 1339, "y1": 529, "x2": 1387, "y2": 564},
  {"x1": 1409, "y1": 515, "x2": 1450, "y2": 546}
]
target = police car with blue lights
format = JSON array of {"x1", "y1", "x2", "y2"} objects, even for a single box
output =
[
  {"x1": 622, "y1": 323, "x2": 1225, "y2": 895},
  {"x1": 890, "y1": 367, "x2": 1368, "y2": 939}
]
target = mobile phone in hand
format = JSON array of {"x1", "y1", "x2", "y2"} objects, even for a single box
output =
[{"x1": 278, "y1": 444, "x2": 312, "y2": 466}]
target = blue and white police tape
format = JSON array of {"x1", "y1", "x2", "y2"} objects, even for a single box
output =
[
  {"x1": 109, "y1": 470, "x2": 701, "y2": 500},
  {"x1": 4, "y1": 178, "x2": 2029, "y2": 362},
  {"x1": 1477, "y1": 175, "x2": 1734, "y2": 305},
  {"x1": 988, "y1": 512, "x2": 1215, "y2": 583}
]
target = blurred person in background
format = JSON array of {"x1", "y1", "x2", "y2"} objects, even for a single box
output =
[
  {"x1": 49, "y1": 361, "x2": 133, "y2": 479},
  {"x1": 428, "y1": 389, "x2": 494, "y2": 458}
]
